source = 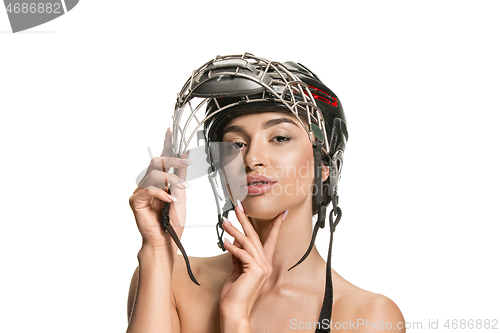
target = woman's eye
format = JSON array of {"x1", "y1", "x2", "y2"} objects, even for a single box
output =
[
  {"x1": 273, "y1": 136, "x2": 291, "y2": 143},
  {"x1": 227, "y1": 142, "x2": 245, "y2": 151}
]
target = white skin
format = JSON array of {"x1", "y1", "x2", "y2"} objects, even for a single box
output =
[{"x1": 126, "y1": 111, "x2": 405, "y2": 333}]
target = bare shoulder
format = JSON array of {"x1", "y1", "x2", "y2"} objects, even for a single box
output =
[
  {"x1": 332, "y1": 270, "x2": 405, "y2": 332},
  {"x1": 351, "y1": 293, "x2": 405, "y2": 332},
  {"x1": 170, "y1": 253, "x2": 232, "y2": 333},
  {"x1": 171, "y1": 252, "x2": 232, "y2": 287}
]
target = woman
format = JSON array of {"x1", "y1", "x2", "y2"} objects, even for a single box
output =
[{"x1": 126, "y1": 54, "x2": 405, "y2": 332}]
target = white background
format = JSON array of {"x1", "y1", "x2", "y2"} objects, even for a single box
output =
[{"x1": 1, "y1": 1, "x2": 499, "y2": 332}]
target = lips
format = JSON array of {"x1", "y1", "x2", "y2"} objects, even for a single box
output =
[{"x1": 241, "y1": 174, "x2": 277, "y2": 195}]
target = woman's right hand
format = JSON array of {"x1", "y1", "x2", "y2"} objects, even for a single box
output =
[{"x1": 129, "y1": 128, "x2": 191, "y2": 251}]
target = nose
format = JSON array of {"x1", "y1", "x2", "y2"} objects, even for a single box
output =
[{"x1": 244, "y1": 137, "x2": 268, "y2": 170}]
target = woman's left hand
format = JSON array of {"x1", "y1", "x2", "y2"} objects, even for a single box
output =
[{"x1": 219, "y1": 203, "x2": 286, "y2": 327}]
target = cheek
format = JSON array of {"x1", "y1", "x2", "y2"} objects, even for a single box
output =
[
  {"x1": 273, "y1": 147, "x2": 315, "y2": 189},
  {"x1": 221, "y1": 158, "x2": 248, "y2": 201}
]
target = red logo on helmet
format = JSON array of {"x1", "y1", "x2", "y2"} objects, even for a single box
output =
[{"x1": 308, "y1": 86, "x2": 338, "y2": 107}]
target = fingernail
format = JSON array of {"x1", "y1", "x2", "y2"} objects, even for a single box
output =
[
  {"x1": 179, "y1": 181, "x2": 191, "y2": 188},
  {"x1": 179, "y1": 159, "x2": 193, "y2": 165},
  {"x1": 223, "y1": 237, "x2": 230, "y2": 245},
  {"x1": 236, "y1": 199, "x2": 244, "y2": 213},
  {"x1": 283, "y1": 209, "x2": 289, "y2": 221},
  {"x1": 170, "y1": 195, "x2": 178, "y2": 202},
  {"x1": 222, "y1": 216, "x2": 232, "y2": 226}
]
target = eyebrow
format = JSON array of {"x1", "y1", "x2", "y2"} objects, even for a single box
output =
[{"x1": 222, "y1": 117, "x2": 300, "y2": 137}]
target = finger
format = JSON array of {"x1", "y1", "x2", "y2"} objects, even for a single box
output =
[
  {"x1": 233, "y1": 238, "x2": 243, "y2": 249},
  {"x1": 223, "y1": 237, "x2": 255, "y2": 265},
  {"x1": 173, "y1": 150, "x2": 190, "y2": 181},
  {"x1": 229, "y1": 239, "x2": 243, "y2": 265},
  {"x1": 138, "y1": 155, "x2": 192, "y2": 196},
  {"x1": 138, "y1": 169, "x2": 189, "y2": 190},
  {"x1": 233, "y1": 200, "x2": 261, "y2": 244},
  {"x1": 262, "y1": 211, "x2": 285, "y2": 260},
  {"x1": 171, "y1": 151, "x2": 190, "y2": 206},
  {"x1": 129, "y1": 186, "x2": 177, "y2": 211},
  {"x1": 224, "y1": 232, "x2": 272, "y2": 284},
  {"x1": 146, "y1": 156, "x2": 191, "y2": 174},
  {"x1": 233, "y1": 202, "x2": 270, "y2": 262},
  {"x1": 223, "y1": 219, "x2": 262, "y2": 259},
  {"x1": 161, "y1": 127, "x2": 174, "y2": 157}
]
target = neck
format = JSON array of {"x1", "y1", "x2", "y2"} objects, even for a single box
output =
[{"x1": 248, "y1": 202, "x2": 327, "y2": 289}]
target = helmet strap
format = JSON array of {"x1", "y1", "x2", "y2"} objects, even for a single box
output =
[
  {"x1": 288, "y1": 142, "x2": 325, "y2": 271},
  {"x1": 286, "y1": 141, "x2": 344, "y2": 331},
  {"x1": 161, "y1": 188, "x2": 200, "y2": 286},
  {"x1": 315, "y1": 206, "x2": 342, "y2": 332},
  {"x1": 216, "y1": 211, "x2": 230, "y2": 251}
]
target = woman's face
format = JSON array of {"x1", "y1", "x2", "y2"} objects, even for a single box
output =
[{"x1": 221, "y1": 110, "x2": 321, "y2": 220}]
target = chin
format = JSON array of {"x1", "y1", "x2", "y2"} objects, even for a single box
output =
[{"x1": 241, "y1": 193, "x2": 301, "y2": 220}]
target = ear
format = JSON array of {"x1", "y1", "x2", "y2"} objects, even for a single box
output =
[{"x1": 321, "y1": 164, "x2": 329, "y2": 182}]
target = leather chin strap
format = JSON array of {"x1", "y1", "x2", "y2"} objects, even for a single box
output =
[
  {"x1": 161, "y1": 187, "x2": 200, "y2": 286},
  {"x1": 287, "y1": 205, "x2": 341, "y2": 333},
  {"x1": 315, "y1": 206, "x2": 342, "y2": 332},
  {"x1": 288, "y1": 142, "x2": 343, "y2": 333}
]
